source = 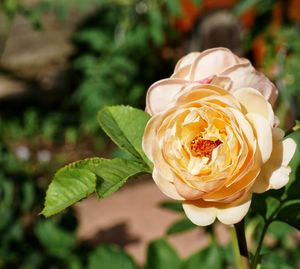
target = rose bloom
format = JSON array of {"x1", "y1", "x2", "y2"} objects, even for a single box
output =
[{"x1": 142, "y1": 48, "x2": 297, "y2": 226}]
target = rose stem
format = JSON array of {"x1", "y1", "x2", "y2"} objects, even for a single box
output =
[{"x1": 233, "y1": 219, "x2": 250, "y2": 269}]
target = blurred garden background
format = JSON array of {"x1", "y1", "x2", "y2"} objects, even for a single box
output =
[{"x1": 0, "y1": 0, "x2": 300, "y2": 268}]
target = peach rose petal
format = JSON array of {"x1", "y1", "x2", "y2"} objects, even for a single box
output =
[
  {"x1": 146, "y1": 78, "x2": 187, "y2": 115},
  {"x1": 253, "y1": 137, "x2": 296, "y2": 192},
  {"x1": 280, "y1": 137, "x2": 297, "y2": 166},
  {"x1": 152, "y1": 168, "x2": 184, "y2": 200},
  {"x1": 233, "y1": 88, "x2": 275, "y2": 125},
  {"x1": 247, "y1": 113, "x2": 273, "y2": 163},
  {"x1": 174, "y1": 176, "x2": 204, "y2": 200},
  {"x1": 216, "y1": 198, "x2": 252, "y2": 225},
  {"x1": 183, "y1": 203, "x2": 217, "y2": 226},
  {"x1": 142, "y1": 115, "x2": 163, "y2": 161}
]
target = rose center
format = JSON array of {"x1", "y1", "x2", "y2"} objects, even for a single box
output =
[{"x1": 190, "y1": 136, "x2": 222, "y2": 160}]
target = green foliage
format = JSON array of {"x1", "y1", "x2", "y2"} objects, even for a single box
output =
[
  {"x1": 88, "y1": 244, "x2": 139, "y2": 269},
  {"x1": 145, "y1": 239, "x2": 182, "y2": 269},
  {"x1": 72, "y1": 1, "x2": 176, "y2": 132},
  {"x1": 42, "y1": 105, "x2": 151, "y2": 217},
  {"x1": 159, "y1": 200, "x2": 184, "y2": 212},
  {"x1": 167, "y1": 217, "x2": 196, "y2": 235},
  {"x1": 42, "y1": 157, "x2": 149, "y2": 217},
  {"x1": 276, "y1": 202, "x2": 300, "y2": 230},
  {"x1": 41, "y1": 158, "x2": 97, "y2": 217},
  {"x1": 182, "y1": 241, "x2": 223, "y2": 269},
  {"x1": 251, "y1": 130, "x2": 300, "y2": 229},
  {"x1": 95, "y1": 158, "x2": 149, "y2": 198},
  {"x1": 35, "y1": 220, "x2": 76, "y2": 258},
  {"x1": 98, "y1": 105, "x2": 151, "y2": 167}
]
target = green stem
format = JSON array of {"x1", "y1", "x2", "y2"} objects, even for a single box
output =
[
  {"x1": 251, "y1": 201, "x2": 286, "y2": 269},
  {"x1": 251, "y1": 220, "x2": 270, "y2": 269},
  {"x1": 233, "y1": 219, "x2": 250, "y2": 269}
]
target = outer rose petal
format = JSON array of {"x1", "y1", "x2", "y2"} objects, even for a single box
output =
[
  {"x1": 152, "y1": 168, "x2": 184, "y2": 200},
  {"x1": 233, "y1": 88, "x2": 275, "y2": 125},
  {"x1": 183, "y1": 197, "x2": 251, "y2": 225},
  {"x1": 183, "y1": 203, "x2": 217, "y2": 226},
  {"x1": 188, "y1": 48, "x2": 244, "y2": 81},
  {"x1": 216, "y1": 198, "x2": 252, "y2": 225},
  {"x1": 247, "y1": 113, "x2": 273, "y2": 163},
  {"x1": 146, "y1": 78, "x2": 187, "y2": 116},
  {"x1": 172, "y1": 52, "x2": 201, "y2": 80},
  {"x1": 142, "y1": 114, "x2": 163, "y2": 161},
  {"x1": 221, "y1": 62, "x2": 278, "y2": 106},
  {"x1": 253, "y1": 137, "x2": 297, "y2": 192},
  {"x1": 171, "y1": 48, "x2": 246, "y2": 81}
]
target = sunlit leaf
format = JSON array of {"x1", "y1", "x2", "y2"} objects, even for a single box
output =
[
  {"x1": 98, "y1": 105, "x2": 151, "y2": 169},
  {"x1": 42, "y1": 158, "x2": 149, "y2": 217},
  {"x1": 42, "y1": 158, "x2": 97, "y2": 217},
  {"x1": 95, "y1": 158, "x2": 149, "y2": 198}
]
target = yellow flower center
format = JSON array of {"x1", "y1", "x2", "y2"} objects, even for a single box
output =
[{"x1": 190, "y1": 136, "x2": 222, "y2": 160}]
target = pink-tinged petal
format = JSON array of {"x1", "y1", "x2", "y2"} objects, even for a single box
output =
[
  {"x1": 233, "y1": 88, "x2": 275, "y2": 125},
  {"x1": 172, "y1": 52, "x2": 201, "y2": 80},
  {"x1": 189, "y1": 47, "x2": 243, "y2": 81},
  {"x1": 211, "y1": 75, "x2": 232, "y2": 90},
  {"x1": 146, "y1": 78, "x2": 187, "y2": 115},
  {"x1": 183, "y1": 203, "x2": 217, "y2": 226},
  {"x1": 152, "y1": 168, "x2": 184, "y2": 200},
  {"x1": 272, "y1": 127, "x2": 285, "y2": 140},
  {"x1": 247, "y1": 113, "x2": 273, "y2": 163},
  {"x1": 216, "y1": 197, "x2": 251, "y2": 225},
  {"x1": 221, "y1": 62, "x2": 278, "y2": 106}
]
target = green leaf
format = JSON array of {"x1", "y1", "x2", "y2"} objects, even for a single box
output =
[
  {"x1": 145, "y1": 239, "x2": 182, "y2": 269},
  {"x1": 159, "y1": 201, "x2": 183, "y2": 212},
  {"x1": 42, "y1": 158, "x2": 97, "y2": 217},
  {"x1": 95, "y1": 158, "x2": 149, "y2": 198},
  {"x1": 42, "y1": 158, "x2": 149, "y2": 217},
  {"x1": 183, "y1": 241, "x2": 222, "y2": 269},
  {"x1": 167, "y1": 217, "x2": 196, "y2": 235},
  {"x1": 98, "y1": 105, "x2": 151, "y2": 168},
  {"x1": 88, "y1": 244, "x2": 138, "y2": 269},
  {"x1": 252, "y1": 192, "x2": 281, "y2": 220},
  {"x1": 35, "y1": 220, "x2": 75, "y2": 258},
  {"x1": 165, "y1": 0, "x2": 182, "y2": 16},
  {"x1": 276, "y1": 201, "x2": 300, "y2": 230}
]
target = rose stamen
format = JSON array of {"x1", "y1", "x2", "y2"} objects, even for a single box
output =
[{"x1": 190, "y1": 136, "x2": 222, "y2": 160}]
